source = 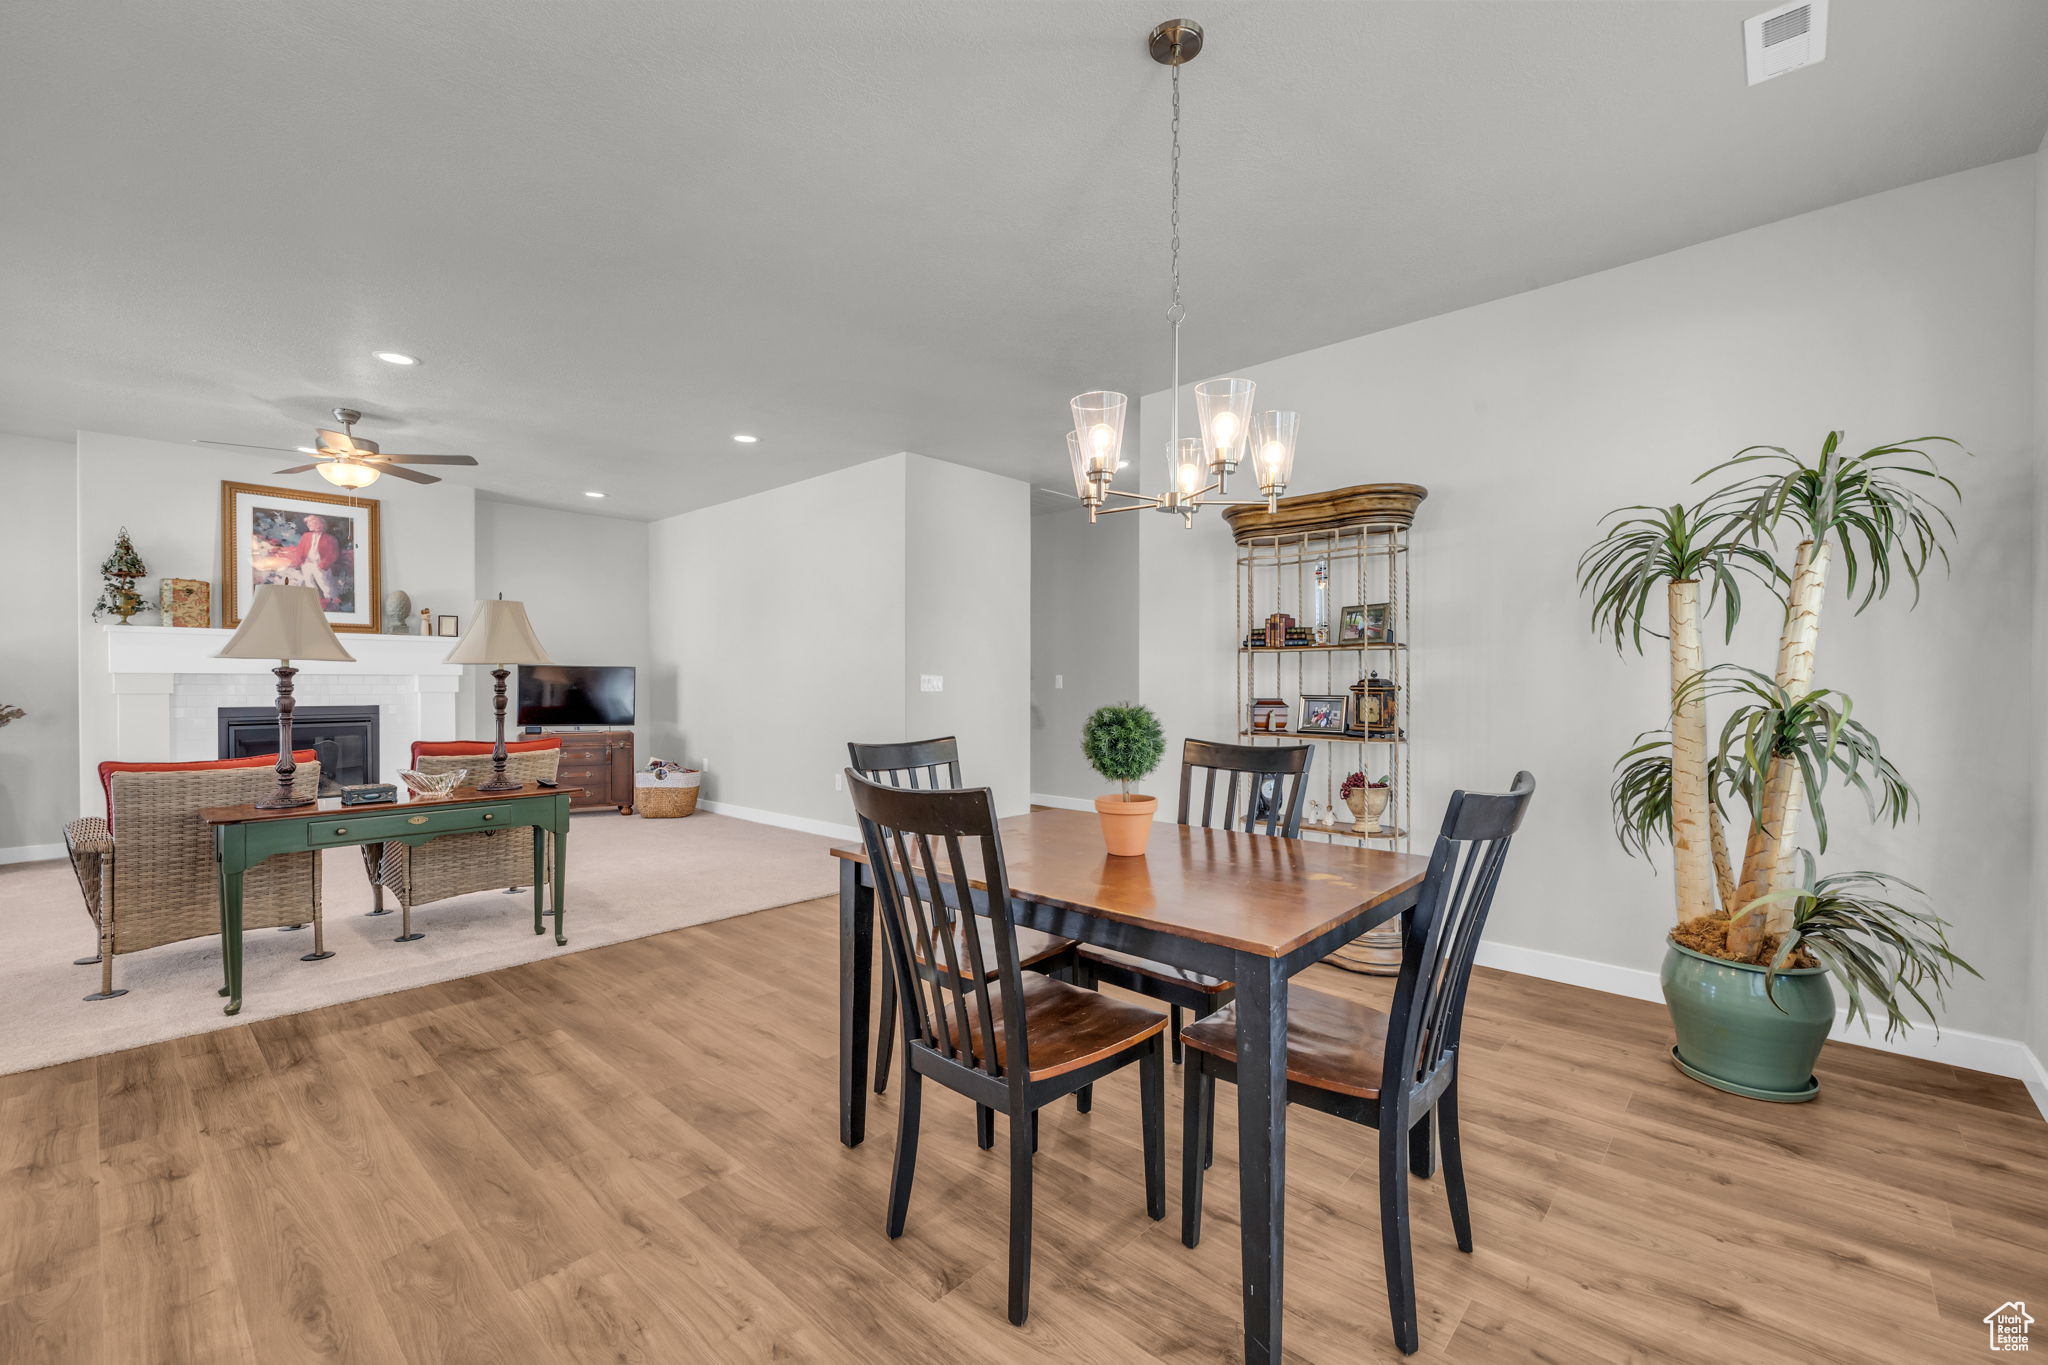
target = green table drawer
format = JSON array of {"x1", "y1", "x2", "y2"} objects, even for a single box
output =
[{"x1": 305, "y1": 805, "x2": 511, "y2": 846}]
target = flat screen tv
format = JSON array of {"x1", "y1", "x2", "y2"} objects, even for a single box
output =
[{"x1": 516, "y1": 665, "x2": 636, "y2": 728}]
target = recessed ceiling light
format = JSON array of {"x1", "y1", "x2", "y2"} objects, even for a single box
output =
[
  {"x1": 584, "y1": 490, "x2": 606, "y2": 498},
  {"x1": 731, "y1": 433, "x2": 759, "y2": 444},
  {"x1": 373, "y1": 351, "x2": 420, "y2": 366}
]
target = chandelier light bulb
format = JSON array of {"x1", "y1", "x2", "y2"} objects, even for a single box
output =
[
  {"x1": 1090, "y1": 424, "x2": 1115, "y2": 456},
  {"x1": 1212, "y1": 411, "x2": 1239, "y2": 446}
]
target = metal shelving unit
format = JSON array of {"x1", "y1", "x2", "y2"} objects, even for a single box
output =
[{"x1": 1227, "y1": 486, "x2": 1423, "y2": 975}]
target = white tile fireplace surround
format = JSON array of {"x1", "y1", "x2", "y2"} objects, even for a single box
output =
[{"x1": 85, "y1": 625, "x2": 465, "y2": 804}]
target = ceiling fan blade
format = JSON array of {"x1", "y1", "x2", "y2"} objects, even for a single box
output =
[
  {"x1": 317, "y1": 428, "x2": 368, "y2": 455},
  {"x1": 373, "y1": 463, "x2": 441, "y2": 485},
  {"x1": 197, "y1": 439, "x2": 310, "y2": 455},
  {"x1": 272, "y1": 464, "x2": 325, "y2": 475},
  {"x1": 369, "y1": 453, "x2": 478, "y2": 466}
]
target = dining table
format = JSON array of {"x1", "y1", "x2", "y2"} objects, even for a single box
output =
[{"x1": 832, "y1": 806, "x2": 1431, "y2": 1365}]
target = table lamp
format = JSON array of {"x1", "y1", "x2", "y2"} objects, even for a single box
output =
[
  {"x1": 444, "y1": 597, "x2": 553, "y2": 792},
  {"x1": 215, "y1": 584, "x2": 356, "y2": 809}
]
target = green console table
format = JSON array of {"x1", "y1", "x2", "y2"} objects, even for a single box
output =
[{"x1": 201, "y1": 782, "x2": 580, "y2": 1016}]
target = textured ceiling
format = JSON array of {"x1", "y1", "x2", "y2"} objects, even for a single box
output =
[{"x1": 4, "y1": 0, "x2": 2046, "y2": 520}]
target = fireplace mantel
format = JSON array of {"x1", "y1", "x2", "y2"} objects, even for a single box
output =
[
  {"x1": 80, "y1": 624, "x2": 469, "y2": 813},
  {"x1": 101, "y1": 624, "x2": 462, "y2": 677}
]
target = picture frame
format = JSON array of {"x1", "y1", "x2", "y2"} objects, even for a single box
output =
[
  {"x1": 220, "y1": 481, "x2": 381, "y2": 633},
  {"x1": 1364, "y1": 601, "x2": 1393, "y2": 645},
  {"x1": 435, "y1": 614, "x2": 460, "y2": 637},
  {"x1": 1336, "y1": 604, "x2": 1368, "y2": 645},
  {"x1": 1296, "y1": 694, "x2": 1349, "y2": 735}
]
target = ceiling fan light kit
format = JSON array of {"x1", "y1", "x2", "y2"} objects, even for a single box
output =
[
  {"x1": 197, "y1": 407, "x2": 480, "y2": 488},
  {"x1": 1068, "y1": 18, "x2": 1304, "y2": 529}
]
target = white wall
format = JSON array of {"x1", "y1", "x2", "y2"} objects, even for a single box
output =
[
  {"x1": 0, "y1": 432, "x2": 80, "y2": 859},
  {"x1": 1126, "y1": 156, "x2": 2038, "y2": 1045},
  {"x1": 474, "y1": 498, "x2": 650, "y2": 749},
  {"x1": 2031, "y1": 134, "x2": 2048, "y2": 1079},
  {"x1": 650, "y1": 457, "x2": 911, "y2": 831},
  {"x1": 904, "y1": 455, "x2": 1032, "y2": 813},
  {"x1": 1030, "y1": 503, "x2": 1140, "y2": 802},
  {"x1": 648, "y1": 453, "x2": 1031, "y2": 833},
  {"x1": 73, "y1": 430, "x2": 477, "y2": 811}
]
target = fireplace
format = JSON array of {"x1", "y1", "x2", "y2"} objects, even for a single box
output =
[{"x1": 218, "y1": 705, "x2": 380, "y2": 794}]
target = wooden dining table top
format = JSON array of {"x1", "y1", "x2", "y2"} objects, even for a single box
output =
[{"x1": 830, "y1": 806, "x2": 1431, "y2": 959}]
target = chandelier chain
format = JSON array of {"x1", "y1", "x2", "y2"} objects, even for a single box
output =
[{"x1": 1167, "y1": 61, "x2": 1184, "y2": 327}]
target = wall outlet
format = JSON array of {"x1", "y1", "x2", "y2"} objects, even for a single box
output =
[
  {"x1": 1054, "y1": 674, "x2": 1064, "y2": 689},
  {"x1": 919, "y1": 675, "x2": 943, "y2": 692}
]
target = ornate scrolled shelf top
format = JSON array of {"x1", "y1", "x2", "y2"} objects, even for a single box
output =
[{"x1": 1223, "y1": 483, "x2": 1429, "y2": 544}]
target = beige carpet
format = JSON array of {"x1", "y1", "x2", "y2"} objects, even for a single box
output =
[{"x1": 0, "y1": 810, "x2": 841, "y2": 1076}]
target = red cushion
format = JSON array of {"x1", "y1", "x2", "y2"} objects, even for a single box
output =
[
  {"x1": 98, "y1": 750, "x2": 318, "y2": 828},
  {"x1": 410, "y1": 737, "x2": 562, "y2": 764}
]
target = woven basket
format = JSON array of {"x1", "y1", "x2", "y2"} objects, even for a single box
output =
[{"x1": 637, "y1": 770, "x2": 701, "y2": 818}]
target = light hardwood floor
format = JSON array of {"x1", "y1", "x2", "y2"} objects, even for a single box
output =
[{"x1": 2, "y1": 894, "x2": 2042, "y2": 1363}]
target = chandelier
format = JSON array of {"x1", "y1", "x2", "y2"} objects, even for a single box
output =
[{"x1": 1068, "y1": 18, "x2": 1301, "y2": 529}]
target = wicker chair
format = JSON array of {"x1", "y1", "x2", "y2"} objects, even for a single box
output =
[
  {"x1": 63, "y1": 754, "x2": 325, "y2": 1001},
  {"x1": 362, "y1": 739, "x2": 561, "y2": 942}
]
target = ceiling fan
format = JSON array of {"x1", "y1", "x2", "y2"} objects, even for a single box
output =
[{"x1": 196, "y1": 408, "x2": 478, "y2": 489}]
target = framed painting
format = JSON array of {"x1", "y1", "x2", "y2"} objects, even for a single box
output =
[{"x1": 220, "y1": 482, "x2": 382, "y2": 633}]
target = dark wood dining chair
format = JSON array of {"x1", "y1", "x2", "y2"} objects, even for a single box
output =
[
  {"x1": 846, "y1": 770, "x2": 1167, "y2": 1326},
  {"x1": 1077, "y1": 739, "x2": 1313, "y2": 1066},
  {"x1": 1178, "y1": 770, "x2": 1534, "y2": 1355},
  {"x1": 847, "y1": 739, "x2": 1081, "y2": 1140}
]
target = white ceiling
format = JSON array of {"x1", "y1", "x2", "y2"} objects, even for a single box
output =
[{"x1": 5, "y1": 1, "x2": 2046, "y2": 521}]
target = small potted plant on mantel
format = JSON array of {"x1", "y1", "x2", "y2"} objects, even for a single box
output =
[
  {"x1": 1081, "y1": 703, "x2": 1164, "y2": 857},
  {"x1": 1579, "y1": 432, "x2": 1977, "y2": 1101}
]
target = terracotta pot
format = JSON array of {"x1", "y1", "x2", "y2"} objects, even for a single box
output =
[{"x1": 1094, "y1": 793, "x2": 1158, "y2": 857}]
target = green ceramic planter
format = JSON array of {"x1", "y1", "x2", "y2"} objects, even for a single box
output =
[{"x1": 1660, "y1": 940, "x2": 1834, "y2": 1102}]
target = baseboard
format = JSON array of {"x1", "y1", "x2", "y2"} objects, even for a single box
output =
[
  {"x1": 1475, "y1": 939, "x2": 2048, "y2": 1120},
  {"x1": 1028, "y1": 792, "x2": 1096, "y2": 813},
  {"x1": 0, "y1": 843, "x2": 63, "y2": 866},
  {"x1": 698, "y1": 800, "x2": 857, "y2": 842},
  {"x1": 2021, "y1": 1046, "x2": 2048, "y2": 1121}
]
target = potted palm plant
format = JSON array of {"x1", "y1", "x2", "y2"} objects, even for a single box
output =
[
  {"x1": 1082, "y1": 703, "x2": 1164, "y2": 857},
  {"x1": 1580, "y1": 433, "x2": 1977, "y2": 1100}
]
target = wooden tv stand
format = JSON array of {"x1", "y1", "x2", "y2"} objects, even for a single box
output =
[{"x1": 534, "y1": 729, "x2": 635, "y2": 813}]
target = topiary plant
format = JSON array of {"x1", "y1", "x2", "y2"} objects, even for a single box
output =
[{"x1": 1080, "y1": 703, "x2": 1164, "y2": 798}]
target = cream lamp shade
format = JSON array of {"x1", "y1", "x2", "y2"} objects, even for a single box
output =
[
  {"x1": 215, "y1": 584, "x2": 356, "y2": 662},
  {"x1": 444, "y1": 599, "x2": 553, "y2": 667}
]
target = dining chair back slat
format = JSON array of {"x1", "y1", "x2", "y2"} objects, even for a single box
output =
[
  {"x1": 1176, "y1": 738, "x2": 1313, "y2": 837},
  {"x1": 848, "y1": 737, "x2": 962, "y2": 792},
  {"x1": 1389, "y1": 772, "x2": 1535, "y2": 1100}
]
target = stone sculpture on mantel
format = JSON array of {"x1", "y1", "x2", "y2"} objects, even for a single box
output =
[{"x1": 384, "y1": 589, "x2": 413, "y2": 633}]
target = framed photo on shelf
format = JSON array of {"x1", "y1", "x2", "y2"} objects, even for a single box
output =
[
  {"x1": 1364, "y1": 601, "x2": 1394, "y2": 645},
  {"x1": 220, "y1": 481, "x2": 381, "y2": 633},
  {"x1": 1335, "y1": 605, "x2": 1368, "y2": 646},
  {"x1": 435, "y1": 614, "x2": 461, "y2": 637},
  {"x1": 1297, "y1": 694, "x2": 1348, "y2": 735}
]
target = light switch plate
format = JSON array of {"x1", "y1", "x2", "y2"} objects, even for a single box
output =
[
  {"x1": 920, "y1": 675, "x2": 943, "y2": 692},
  {"x1": 1055, "y1": 674, "x2": 1064, "y2": 689}
]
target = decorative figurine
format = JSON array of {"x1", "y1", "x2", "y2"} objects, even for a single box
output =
[{"x1": 385, "y1": 589, "x2": 413, "y2": 633}]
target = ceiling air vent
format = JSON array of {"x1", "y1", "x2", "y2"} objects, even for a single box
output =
[{"x1": 1744, "y1": 0, "x2": 1828, "y2": 85}]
